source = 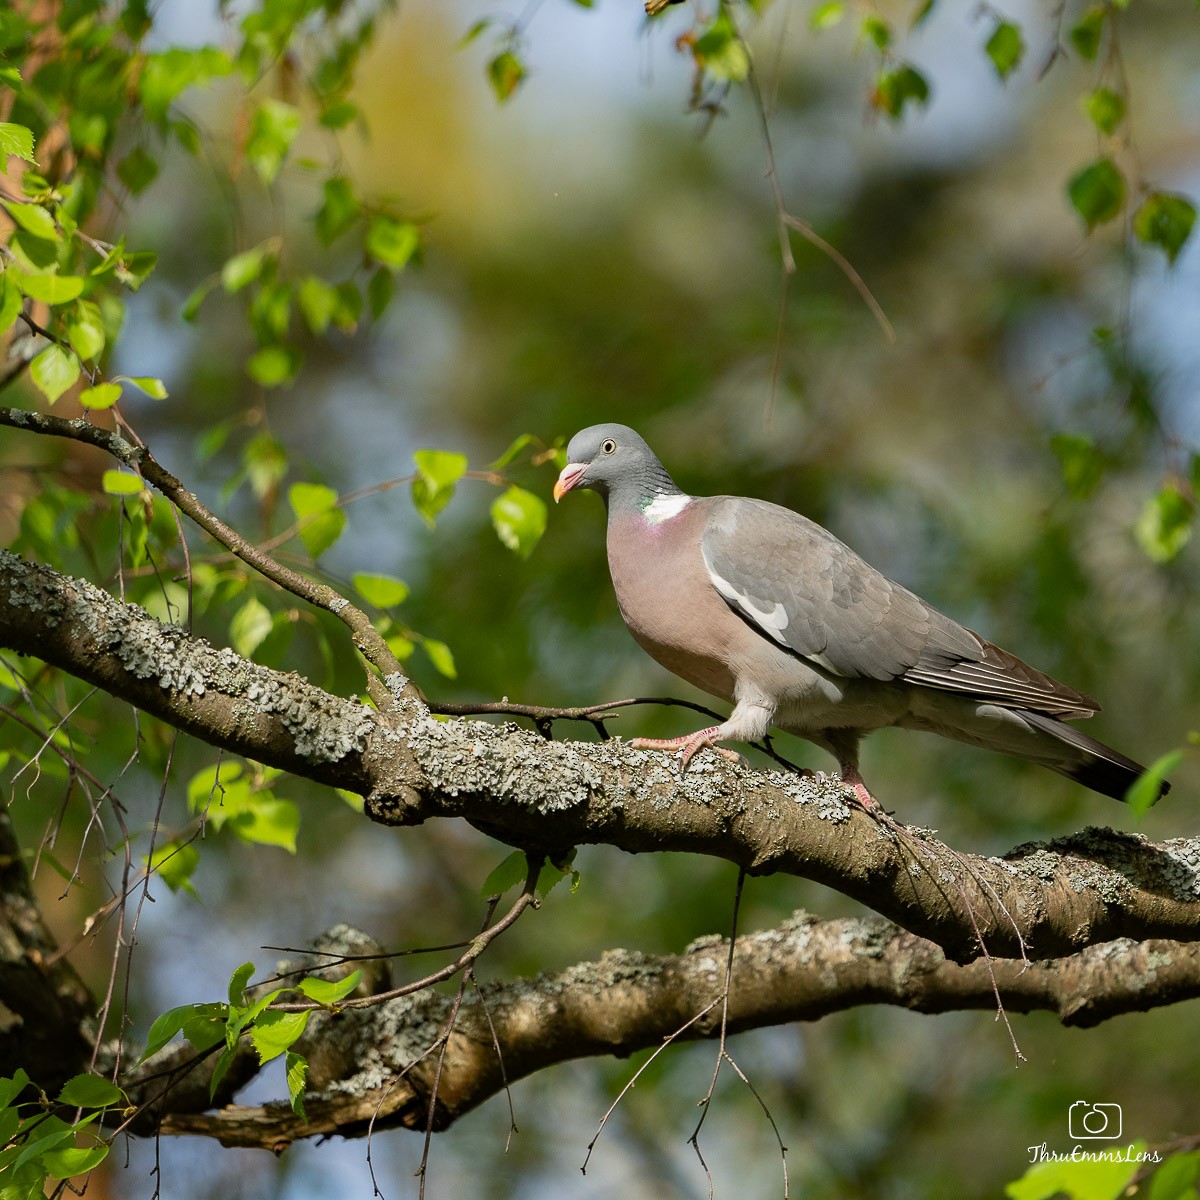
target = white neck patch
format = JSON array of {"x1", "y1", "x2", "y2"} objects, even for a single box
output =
[{"x1": 642, "y1": 494, "x2": 692, "y2": 524}]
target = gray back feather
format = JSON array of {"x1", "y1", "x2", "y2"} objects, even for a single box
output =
[{"x1": 700, "y1": 497, "x2": 1098, "y2": 718}]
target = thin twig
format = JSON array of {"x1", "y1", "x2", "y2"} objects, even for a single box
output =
[
  {"x1": 688, "y1": 867, "x2": 747, "y2": 1194},
  {"x1": 581, "y1": 1000, "x2": 721, "y2": 1175},
  {"x1": 0, "y1": 406, "x2": 419, "y2": 707}
]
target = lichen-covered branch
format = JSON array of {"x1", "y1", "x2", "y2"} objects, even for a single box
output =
[
  {"x1": 149, "y1": 915, "x2": 1200, "y2": 1148},
  {"x1": 1, "y1": 549, "x2": 1198, "y2": 967}
]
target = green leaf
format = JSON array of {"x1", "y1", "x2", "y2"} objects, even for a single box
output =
[
  {"x1": 3, "y1": 200, "x2": 57, "y2": 241},
  {"x1": 319, "y1": 101, "x2": 360, "y2": 130},
  {"x1": 1126, "y1": 749, "x2": 1182, "y2": 815},
  {"x1": 1069, "y1": 6, "x2": 1106, "y2": 61},
  {"x1": 286, "y1": 1051, "x2": 308, "y2": 1118},
  {"x1": 337, "y1": 787, "x2": 365, "y2": 813},
  {"x1": 386, "y1": 633, "x2": 415, "y2": 661},
  {"x1": 180, "y1": 1005, "x2": 228, "y2": 1053},
  {"x1": 209, "y1": 1044, "x2": 237, "y2": 1101},
  {"x1": 1067, "y1": 158, "x2": 1125, "y2": 229},
  {"x1": 422, "y1": 638, "x2": 456, "y2": 679},
  {"x1": 1148, "y1": 1150, "x2": 1200, "y2": 1200},
  {"x1": 246, "y1": 99, "x2": 300, "y2": 186},
  {"x1": 140, "y1": 1006, "x2": 193, "y2": 1061},
  {"x1": 140, "y1": 1002, "x2": 225, "y2": 1061},
  {"x1": 188, "y1": 761, "x2": 245, "y2": 811},
  {"x1": 243, "y1": 433, "x2": 288, "y2": 498},
  {"x1": 297, "y1": 275, "x2": 338, "y2": 334},
  {"x1": 115, "y1": 249, "x2": 158, "y2": 291},
  {"x1": 117, "y1": 146, "x2": 159, "y2": 194},
  {"x1": 489, "y1": 433, "x2": 534, "y2": 470},
  {"x1": 1133, "y1": 192, "x2": 1196, "y2": 266},
  {"x1": 296, "y1": 970, "x2": 363, "y2": 1006},
  {"x1": 331, "y1": 281, "x2": 363, "y2": 332},
  {"x1": 458, "y1": 17, "x2": 492, "y2": 47},
  {"x1": 1005, "y1": 1141, "x2": 1143, "y2": 1200},
  {"x1": 315, "y1": 176, "x2": 359, "y2": 245},
  {"x1": 288, "y1": 481, "x2": 345, "y2": 557},
  {"x1": 247, "y1": 344, "x2": 301, "y2": 388},
  {"x1": 537, "y1": 857, "x2": 580, "y2": 899},
  {"x1": 144, "y1": 840, "x2": 200, "y2": 895},
  {"x1": 1135, "y1": 485, "x2": 1193, "y2": 563},
  {"x1": 911, "y1": 0, "x2": 936, "y2": 27},
  {"x1": 353, "y1": 573, "x2": 409, "y2": 608},
  {"x1": 693, "y1": 12, "x2": 749, "y2": 81},
  {"x1": 985, "y1": 21, "x2": 1023, "y2": 80},
  {"x1": 410, "y1": 448, "x2": 468, "y2": 528},
  {"x1": 487, "y1": 50, "x2": 527, "y2": 102},
  {"x1": 15, "y1": 271, "x2": 85, "y2": 303},
  {"x1": 139, "y1": 45, "x2": 233, "y2": 122},
  {"x1": 0, "y1": 274, "x2": 22, "y2": 334},
  {"x1": 860, "y1": 14, "x2": 890, "y2": 50},
  {"x1": 221, "y1": 243, "x2": 271, "y2": 293},
  {"x1": 1050, "y1": 433, "x2": 1105, "y2": 499},
  {"x1": 491, "y1": 485, "x2": 547, "y2": 558},
  {"x1": 30, "y1": 345, "x2": 80, "y2": 404},
  {"x1": 230, "y1": 596, "x2": 274, "y2": 657},
  {"x1": 182, "y1": 276, "x2": 218, "y2": 321},
  {"x1": 119, "y1": 375, "x2": 169, "y2": 399},
  {"x1": 365, "y1": 217, "x2": 419, "y2": 270},
  {"x1": 228, "y1": 961, "x2": 256, "y2": 1005},
  {"x1": 810, "y1": 2, "x2": 844, "y2": 31},
  {"x1": 480, "y1": 850, "x2": 528, "y2": 899},
  {"x1": 249, "y1": 1009, "x2": 311, "y2": 1063},
  {"x1": 41, "y1": 1143, "x2": 109, "y2": 1180},
  {"x1": 874, "y1": 64, "x2": 930, "y2": 119},
  {"x1": 0, "y1": 1069, "x2": 31, "y2": 1109},
  {"x1": 102, "y1": 470, "x2": 145, "y2": 496},
  {"x1": 1081, "y1": 87, "x2": 1125, "y2": 136},
  {"x1": 66, "y1": 300, "x2": 105, "y2": 360},
  {"x1": 57, "y1": 1075, "x2": 123, "y2": 1109},
  {"x1": 10, "y1": 1115, "x2": 80, "y2": 1172},
  {"x1": 0, "y1": 122, "x2": 35, "y2": 162},
  {"x1": 367, "y1": 266, "x2": 394, "y2": 319},
  {"x1": 228, "y1": 795, "x2": 300, "y2": 852}
]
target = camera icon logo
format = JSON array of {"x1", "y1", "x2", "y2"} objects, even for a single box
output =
[{"x1": 1069, "y1": 1101, "x2": 1122, "y2": 1140}]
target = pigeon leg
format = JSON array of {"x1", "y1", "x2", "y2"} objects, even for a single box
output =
[
  {"x1": 838, "y1": 763, "x2": 880, "y2": 812},
  {"x1": 631, "y1": 728, "x2": 743, "y2": 770}
]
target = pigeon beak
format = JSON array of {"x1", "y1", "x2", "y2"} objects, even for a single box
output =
[{"x1": 553, "y1": 462, "x2": 587, "y2": 503}]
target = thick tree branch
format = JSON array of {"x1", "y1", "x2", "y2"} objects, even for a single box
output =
[
  {"x1": 1, "y1": 550, "x2": 1198, "y2": 966},
  {"x1": 147, "y1": 915, "x2": 1200, "y2": 1148}
]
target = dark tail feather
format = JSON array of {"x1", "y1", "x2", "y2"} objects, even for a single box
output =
[{"x1": 1020, "y1": 710, "x2": 1172, "y2": 804}]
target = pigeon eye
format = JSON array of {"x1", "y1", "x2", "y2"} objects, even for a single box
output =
[{"x1": 601, "y1": 439, "x2": 617, "y2": 455}]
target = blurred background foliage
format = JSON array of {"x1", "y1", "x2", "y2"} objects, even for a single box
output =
[{"x1": 1, "y1": 0, "x2": 1199, "y2": 1196}]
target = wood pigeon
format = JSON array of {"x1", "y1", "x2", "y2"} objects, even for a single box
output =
[{"x1": 553, "y1": 423, "x2": 1170, "y2": 808}]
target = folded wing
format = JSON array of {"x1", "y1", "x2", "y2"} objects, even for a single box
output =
[{"x1": 700, "y1": 497, "x2": 1098, "y2": 720}]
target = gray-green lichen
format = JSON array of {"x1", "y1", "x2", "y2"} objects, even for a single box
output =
[
  {"x1": 407, "y1": 716, "x2": 601, "y2": 814},
  {"x1": 314, "y1": 991, "x2": 452, "y2": 1098},
  {"x1": 3, "y1": 551, "x2": 373, "y2": 764},
  {"x1": 1159, "y1": 838, "x2": 1200, "y2": 900}
]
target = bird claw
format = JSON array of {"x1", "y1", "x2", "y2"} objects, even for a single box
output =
[
  {"x1": 631, "y1": 728, "x2": 742, "y2": 772},
  {"x1": 838, "y1": 766, "x2": 881, "y2": 813}
]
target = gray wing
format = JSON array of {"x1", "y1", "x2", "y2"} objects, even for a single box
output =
[{"x1": 700, "y1": 497, "x2": 1098, "y2": 719}]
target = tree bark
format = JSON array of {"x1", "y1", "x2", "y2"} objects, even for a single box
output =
[
  {"x1": 146, "y1": 916, "x2": 1200, "y2": 1147},
  {"x1": 2, "y1": 549, "x2": 1197, "y2": 966}
]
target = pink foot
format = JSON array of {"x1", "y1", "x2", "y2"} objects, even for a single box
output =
[
  {"x1": 839, "y1": 765, "x2": 880, "y2": 812},
  {"x1": 631, "y1": 726, "x2": 742, "y2": 770}
]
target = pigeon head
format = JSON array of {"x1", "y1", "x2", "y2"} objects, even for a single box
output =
[{"x1": 553, "y1": 423, "x2": 682, "y2": 511}]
